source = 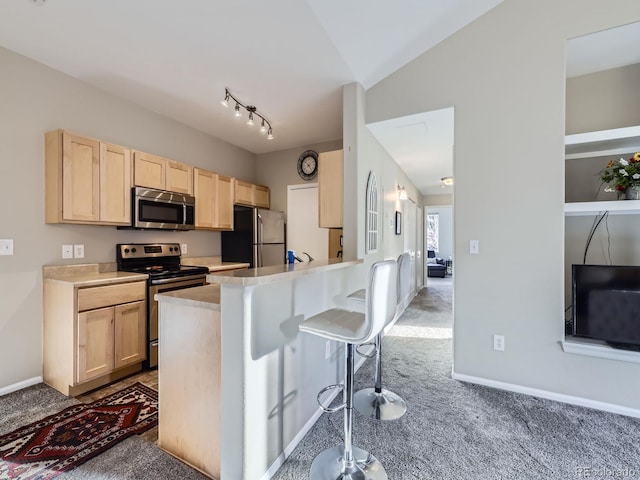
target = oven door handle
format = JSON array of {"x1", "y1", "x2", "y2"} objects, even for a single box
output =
[{"x1": 149, "y1": 275, "x2": 206, "y2": 285}]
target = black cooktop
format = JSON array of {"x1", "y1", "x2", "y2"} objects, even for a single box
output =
[{"x1": 116, "y1": 243, "x2": 209, "y2": 280}]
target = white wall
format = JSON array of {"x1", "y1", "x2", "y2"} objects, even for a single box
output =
[
  {"x1": 255, "y1": 140, "x2": 343, "y2": 215},
  {"x1": 342, "y1": 83, "x2": 424, "y2": 276},
  {"x1": 0, "y1": 46, "x2": 256, "y2": 390},
  {"x1": 365, "y1": 0, "x2": 640, "y2": 409}
]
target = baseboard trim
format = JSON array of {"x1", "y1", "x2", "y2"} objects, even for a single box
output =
[
  {"x1": 451, "y1": 371, "x2": 640, "y2": 419},
  {"x1": 0, "y1": 377, "x2": 43, "y2": 397},
  {"x1": 261, "y1": 354, "x2": 369, "y2": 480}
]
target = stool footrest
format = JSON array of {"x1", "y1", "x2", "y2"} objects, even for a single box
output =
[
  {"x1": 317, "y1": 384, "x2": 346, "y2": 413},
  {"x1": 356, "y1": 342, "x2": 376, "y2": 358}
]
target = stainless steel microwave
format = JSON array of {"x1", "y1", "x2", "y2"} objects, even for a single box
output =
[{"x1": 131, "y1": 187, "x2": 195, "y2": 230}]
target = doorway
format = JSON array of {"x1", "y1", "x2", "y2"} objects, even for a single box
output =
[{"x1": 286, "y1": 184, "x2": 328, "y2": 262}]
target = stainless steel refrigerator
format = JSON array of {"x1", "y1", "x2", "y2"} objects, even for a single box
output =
[{"x1": 221, "y1": 206, "x2": 286, "y2": 268}]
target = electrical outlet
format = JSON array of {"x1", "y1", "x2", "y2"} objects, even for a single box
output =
[
  {"x1": 493, "y1": 334, "x2": 505, "y2": 351},
  {"x1": 181, "y1": 243, "x2": 187, "y2": 254},
  {"x1": 325, "y1": 340, "x2": 331, "y2": 359},
  {"x1": 62, "y1": 245, "x2": 73, "y2": 259},
  {"x1": 0, "y1": 239, "x2": 14, "y2": 256},
  {"x1": 73, "y1": 245, "x2": 84, "y2": 259},
  {"x1": 470, "y1": 240, "x2": 479, "y2": 255}
]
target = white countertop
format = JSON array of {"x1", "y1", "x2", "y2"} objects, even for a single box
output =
[
  {"x1": 43, "y1": 269, "x2": 148, "y2": 287},
  {"x1": 181, "y1": 256, "x2": 249, "y2": 272},
  {"x1": 155, "y1": 284, "x2": 221, "y2": 310},
  {"x1": 205, "y1": 262, "x2": 250, "y2": 272},
  {"x1": 206, "y1": 259, "x2": 362, "y2": 286}
]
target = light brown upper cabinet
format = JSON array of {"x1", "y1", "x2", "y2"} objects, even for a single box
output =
[
  {"x1": 216, "y1": 174, "x2": 234, "y2": 229},
  {"x1": 45, "y1": 130, "x2": 132, "y2": 225},
  {"x1": 318, "y1": 149, "x2": 343, "y2": 228},
  {"x1": 254, "y1": 184, "x2": 270, "y2": 209},
  {"x1": 133, "y1": 151, "x2": 193, "y2": 195},
  {"x1": 234, "y1": 179, "x2": 270, "y2": 209},
  {"x1": 194, "y1": 168, "x2": 234, "y2": 231}
]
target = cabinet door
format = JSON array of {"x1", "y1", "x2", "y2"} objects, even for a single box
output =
[
  {"x1": 62, "y1": 133, "x2": 100, "y2": 222},
  {"x1": 194, "y1": 168, "x2": 215, "y2": 229},
  {"x1": 234, "y1": 180, "x2": 254, "y2": 206},
  {"x1": 215, "y1": 174, "x2": 234, "y2": 230},
  {"x1": 166, "y1": 160, "x2": 193, "y2": 195},
  {"x1": 100, "y1": 143, "x2": 131, "y2": 224},
  {"x1": 254, "y1": 185, "x2": 270, "y2": 209},
  {"x1": 134, "y1": 151, "x2": 166, "y2": 190},
  {"x1": 318, "y1": 150, "x2": 344, "y2": 228},
  {"x1": 114, "y1": 301, "x2": 146, "y2": 369},
  {"x1": 77, "y1": 306, "x2": 114, "y2": 383}
]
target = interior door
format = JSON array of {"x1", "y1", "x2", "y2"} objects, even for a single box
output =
[{"x1": 287, "y1": 184, "x2": 328, "y2": 262}]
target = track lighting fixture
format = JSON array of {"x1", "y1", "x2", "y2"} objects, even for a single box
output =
[{"x1": 221, "y1": 88, "x2": 273, "y2": 140}]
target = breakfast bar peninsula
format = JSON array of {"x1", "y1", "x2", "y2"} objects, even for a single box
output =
[{"x1": 155, "y1": 259, "x2": 363, "y2": 480}]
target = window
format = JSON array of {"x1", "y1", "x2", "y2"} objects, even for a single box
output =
[
  {"x1": 426, "y1": 213, "x2": 439, "y2": 253},
  {"x1": 365, "y1": 171, "x2": 378, "y2": 253}
]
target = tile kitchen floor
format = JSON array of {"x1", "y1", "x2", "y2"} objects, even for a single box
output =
[{"x1": 76, "y1": 369, "x2": 159, "y2": 444}]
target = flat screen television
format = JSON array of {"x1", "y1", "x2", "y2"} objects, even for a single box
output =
[{"x1": 572, "y1": 264, "x2": 640, "y2": 350}]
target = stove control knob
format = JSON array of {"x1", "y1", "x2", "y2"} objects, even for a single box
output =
[
  {"x1": 168, "y1": 247, "x2": 173, "y2": 252},
  {"x1": 131, "y1": 248, "x2": 137, "y2": 253},
  {"x1": 124, "y1": 248, "x2": 130, "y2": 254}
]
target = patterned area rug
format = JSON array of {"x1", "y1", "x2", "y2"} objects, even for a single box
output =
[{"x1": 0, "y1": 382, "x2": 157, "y2": 480}]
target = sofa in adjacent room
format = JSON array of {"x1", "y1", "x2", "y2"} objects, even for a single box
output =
[{"x1": 426, "y1": 250, "x2": 446, "y2": 277}]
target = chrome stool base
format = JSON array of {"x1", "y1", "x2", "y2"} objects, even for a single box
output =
[
  {"x1": 310, "y1": 445, "x2": 388, "y2": 480},
  {"x1": 353, "y1": 388, "x2": 407, "y2": 421}
]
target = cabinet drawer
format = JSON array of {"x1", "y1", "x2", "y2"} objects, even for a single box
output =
[{"x1": 77, "y1": 281, "x2": 146, "y2": 312}]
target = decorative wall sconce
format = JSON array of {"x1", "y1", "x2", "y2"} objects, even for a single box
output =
[
  {"x1": 441, "y1": 176, "x2": 454, "y2": 186},
  {"x1": 397, "y1": 185, "x2": 408, "y2": 201},
  {"x1": 221, "y1": 88, "x2": 273, "y2": 140}
]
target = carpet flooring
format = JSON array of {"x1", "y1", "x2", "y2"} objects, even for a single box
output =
[
  {"x1": 272, "y1": 278, "x2": 640, "y2": 480},
  {"x1": 2, "y1": 278, "x2": 640, "y2": 479}
]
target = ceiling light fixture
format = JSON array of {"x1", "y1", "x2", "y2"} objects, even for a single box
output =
[
  {"x1": 441, "y1": 176, "x2": 454, "y2": 186},
  {"x1": 222, "y1": 88, "x2": 273, "y2": 140},
  {"x1": 397, "y1": 185, "x2": 408, "y2": 201},
  {"x1": 32, "y1": 0, "x2": 47, "y2": 6}
]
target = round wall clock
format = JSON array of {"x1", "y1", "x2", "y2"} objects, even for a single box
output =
[{"x1": 297, "y1": 150, "x2": 318, "y2": 180}]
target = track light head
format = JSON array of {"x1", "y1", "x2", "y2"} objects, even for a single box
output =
[
  {"x1": 267, "y1": 128, "x2": 274, "y2": 140},
  {"x1": 234, "y1": 103, "x2": 241, "y2": 117},
  {"x1": 260, "y1": 119, "x2": 267, "y2": 134}
]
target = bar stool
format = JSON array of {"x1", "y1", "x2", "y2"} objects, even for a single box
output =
[
  {"x1": 299, "y1": 259, "x2": 397, "y2": 480},
  {"x1": 350, "y1": 252, "x2": 410, "y2": 420}
]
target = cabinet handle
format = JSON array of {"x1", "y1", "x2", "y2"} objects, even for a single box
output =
[{"x1": 150, "y1": 341, "x2": 159, "y2": 348}]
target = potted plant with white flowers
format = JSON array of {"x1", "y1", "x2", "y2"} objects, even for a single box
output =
[{"x1": 600, "y1": 152, "x2": 640, "y2": 199}]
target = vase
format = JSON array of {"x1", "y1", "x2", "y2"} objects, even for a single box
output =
[{"x1": 625, "y1": 186, "x2": 640, "y2": 200}]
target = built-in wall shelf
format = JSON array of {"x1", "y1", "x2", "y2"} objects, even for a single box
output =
[
  {"x1": 565, "y1": 125, "x2": 640, "y2": 160},
  {"x1": 562, "y1": 336, "x2": 640, "y2": 364},
  {"x1": 564, "y1": 199, "x2": 640, "y2": 216}
]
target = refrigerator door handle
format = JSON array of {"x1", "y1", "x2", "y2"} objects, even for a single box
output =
[
  {"x1": 257, "y1": 212, "x2": 264, "y2": 245},
  {"x1": 258, "y1": 244, "x2": 263, "y2": 267}
]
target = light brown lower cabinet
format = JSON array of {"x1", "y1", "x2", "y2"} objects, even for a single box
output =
[{"x1": 44, "y1": 279, "x2": 146, "y2": 396}]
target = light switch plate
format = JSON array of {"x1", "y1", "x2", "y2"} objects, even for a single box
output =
[
  {"x1": 181, "y1": 244, "x2": 187, "y2": 254},
  {"x1": 470, "y1": 240, "x2": 479, "y2": 255},
  {"x1": 0, "y1": 239, "x2": 14, "y2": 256}
]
